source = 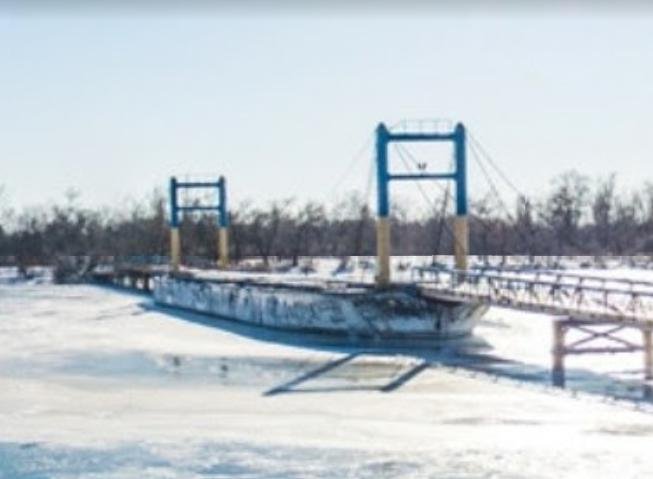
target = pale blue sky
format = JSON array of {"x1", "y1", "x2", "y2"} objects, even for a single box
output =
[{"x1": 2, "y1": 8, "x2": 653, "y2": 215}]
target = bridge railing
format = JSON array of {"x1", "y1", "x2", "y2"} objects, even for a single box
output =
[
  {"x1": 412, "y1": 266, "x2": 653, "y2": 323},
  {"x1": 468, "y1": 266, "x2": 653, "y2": 292}
]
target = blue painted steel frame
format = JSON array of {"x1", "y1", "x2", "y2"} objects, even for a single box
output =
[
  {"x1": 169, "y1": 176, "x2": 228, "y2": 228},
  {"x1": 376, "y1": 122, "x2": 467, "y2": 218}
]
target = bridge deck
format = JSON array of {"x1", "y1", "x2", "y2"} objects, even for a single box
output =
[{"x1": 414, "y1": 267, "x2": 653, "y2": 326}]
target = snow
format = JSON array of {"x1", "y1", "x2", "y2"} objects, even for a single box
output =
[{"x1": 1, "y1": 266, "x2": 653, "y2": 477}]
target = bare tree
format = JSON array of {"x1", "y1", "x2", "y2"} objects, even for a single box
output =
[
  {"x1": 6, "y1": 173, "x2": 653, "y2": 265},
  {"x1": 289, "y1": 201, "x2": 327, "y2": 265},
  {"x1": 513, "y1": 195, "x2": 538, "y2": 258},
  {"x1": 592, "y1": 174, "x2": 616, "y2": 253},
  {"x1": 543, "y1": 170, "x2": 590, "y2": 253},
  {"x1": 249, "y1": 199, "x2": 293, "y2": 266}
]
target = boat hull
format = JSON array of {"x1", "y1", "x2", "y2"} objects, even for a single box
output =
[{"x1": 153, "y1": 276, "x2": 488, "y2": 340}]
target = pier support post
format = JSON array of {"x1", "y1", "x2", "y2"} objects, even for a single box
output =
[
  {"x1": 552, "y1": 320, "x2": 566, "y2": 387},
  {"x1": 170, "y1": 227, "x2": 181, "y2": 272},
  {"x1": 218, "y1": 226, "x2": 229, "y2": 269},
  {"x1": 644, "y1": 327, "x2": 653, "y2": 381},
  {"x1": 453, "y1": 216, "x2": 469, "y2": 271},
  {"x1": 169, "y1": 176, "x2": 181, "y2": 272},
  {"x1": 376, "y1": 217, "x2": 391, "y2": 287},
  {"x1": 217, "y1": 176, "x2": 229, "y2": 269}
]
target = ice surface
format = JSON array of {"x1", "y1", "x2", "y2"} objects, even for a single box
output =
[{"x1": 1, "y1": 266, "x2": 653, "y2": 478}]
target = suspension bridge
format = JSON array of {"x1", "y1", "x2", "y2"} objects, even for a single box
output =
[{"x1": 92, "y1": 118, "x2": 653, "y2": 387}]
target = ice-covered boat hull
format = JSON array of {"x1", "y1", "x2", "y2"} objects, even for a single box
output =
[{"x1": 153, "y1": 276, "x2": 487, "y2": 340}]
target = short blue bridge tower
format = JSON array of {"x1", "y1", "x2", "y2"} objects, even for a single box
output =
[{"x1": 169, "y1": 176, "x2": 229, "y2": 271}]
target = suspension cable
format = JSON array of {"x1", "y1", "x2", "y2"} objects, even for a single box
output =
[
  {"x1": 467, "y1": 131, "x2": 526, "y2": 199},
  {"x1": 467, "y1": 138, "x2": 535, "y2": 254},
  {"x1": 327, "y1": 132, "x2": 374, "y2": 199},
  {"x1": 392, "y1": 143, "x2": 468, "y2": 258},
  {"x1": 393, "y1": 143, "x2": 449, "y2": 206},
  {"x1": 393, "y1": 143, "x2": 453, "y2": 255},
  {"x1": 467, "y1": 140, "x2": 515, "y2": 221}
]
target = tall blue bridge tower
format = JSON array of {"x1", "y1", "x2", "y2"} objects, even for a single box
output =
[{"x1": 375, "y1": 122, "x2": 468, "y2": 286}]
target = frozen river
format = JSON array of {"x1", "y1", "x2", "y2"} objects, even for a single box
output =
[{"x1": 1, "y1": 277, "x2": 653, "y2": 478}]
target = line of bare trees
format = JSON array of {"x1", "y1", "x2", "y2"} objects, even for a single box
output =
[{"x1": 3, "y1": 170, "x2": 653, "y2": 269}]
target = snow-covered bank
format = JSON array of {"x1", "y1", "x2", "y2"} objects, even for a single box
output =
[
  {"x1": 1, "y1": 280, "x2": 653, "y2": 478},
  {"x1": 0, "y1": 266, "x2": 51, "y2": 285}
]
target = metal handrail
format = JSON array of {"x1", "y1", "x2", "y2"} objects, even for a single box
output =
[
  {"x1": 413, "y1": 266, "x2": 653, "y2": 292},
  {"x1": 413, "y1": 266, "x2": 653, "y2": 323}
]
